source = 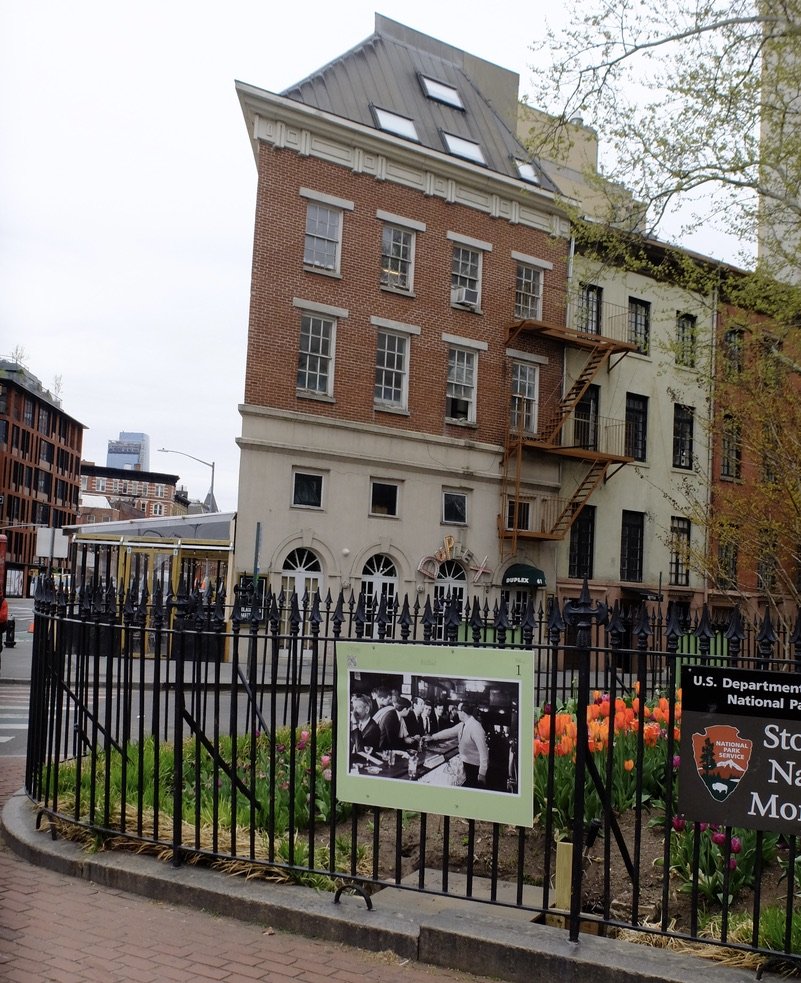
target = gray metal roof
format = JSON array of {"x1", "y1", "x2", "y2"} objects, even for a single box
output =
[{"x1": 281, "y1": 15, "x2": 556, "y2": 192}]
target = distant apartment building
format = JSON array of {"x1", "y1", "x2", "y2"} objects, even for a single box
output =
[{"x1": 0, "y1": 359, "x2": 84, "y2": 595}]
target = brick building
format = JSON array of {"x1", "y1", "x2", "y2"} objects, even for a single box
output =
[
  {"x1": 233, "y1": 15, "x2": 617, "y2": 610},
  {"x1": 79, "y1": 463, "x2": 181, "y2": 524},
  {"x1": 0, "y1": 359, "x2": 83, "y2": 595}
]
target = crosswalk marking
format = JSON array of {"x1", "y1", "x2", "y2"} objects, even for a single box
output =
[{"x1": 0, "y1": 686, "x2": 30, "y2": 748}]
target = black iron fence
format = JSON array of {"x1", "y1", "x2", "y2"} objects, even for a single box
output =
[{"x1": 25, "y1": 556, "x2": 801, "y2": 971}]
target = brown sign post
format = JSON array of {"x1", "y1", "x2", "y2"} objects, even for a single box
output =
[{"x1": 679, "y1": 665, "x2": 801, "y2": 834}]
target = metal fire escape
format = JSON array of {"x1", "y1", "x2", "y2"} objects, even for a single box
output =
[{"x1": 500, "y1": 306, "x2": 638, "y2": 557}]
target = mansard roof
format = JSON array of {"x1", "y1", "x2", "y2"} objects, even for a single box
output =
[{"x1": 280, "y1": 14, "x2": 556, "y2": 192}]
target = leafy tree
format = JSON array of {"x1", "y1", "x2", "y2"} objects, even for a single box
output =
[
  {"x1": 526, "y1": 1, "x2": 801, "y2": 613},
  {"x1": 529, "y1": 0, "x2": 801, "y2": 277}
]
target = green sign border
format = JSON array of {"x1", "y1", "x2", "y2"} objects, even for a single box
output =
[{"x1": 336, "y1": 642, "x2": 534, "y2": 827}]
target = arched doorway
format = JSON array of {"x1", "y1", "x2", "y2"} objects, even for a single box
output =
[
  {"x1": 434, "y1": 559, "x2": 466, "y2": 639},
  {"x1": 360, "y1": 553, "x2": 398, "y2": 635}
]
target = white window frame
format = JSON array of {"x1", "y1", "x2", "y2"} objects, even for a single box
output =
[
  {"x1": 380, "y1": 224, "x2": 415, "y2": 292},
  {"x1": 506, "y1": 498, "x2": 531, "y2": 531},
  {"x1": 291, "y1": 470, "x2": 325, "y2": 510},
  {"x1": 443, "y1": 334, "x2": 486, "y2": 424},
  {"x1": 299, "y1": 189, "x2": 353, "y2": 275},
  {"x1": 510, "y1": 360, "x2": 539, "y2": 434},
  {"x1": 369, "y1": 479, "x2": 400, "y2": 517},
  {"x1": 446, "y1": 346, "x2": 477, "y2": 423},
  {"x1": 442, "y1": 490, "x2": 468, "y2": 526},
  {"x1": 151, "y1": 502, "x2": 164, "y2": 517},
  {"x1": 374, "y1": 329, "x2": 409, "y2": 410},
  {"x1": 514, "y1": 263, "x2": 543, "y2": 320},
  {"x1": 297, "y1": 312, "x2": 336, "y2": 398}
]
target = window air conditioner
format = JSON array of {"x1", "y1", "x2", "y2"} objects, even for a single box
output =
[{"x1": 452, "y1": 286, "x2": 479, "y2": 308}]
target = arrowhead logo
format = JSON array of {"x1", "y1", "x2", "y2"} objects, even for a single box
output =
[{"x1": 691, "y1": 724, "x2": 752, "y2": 802}]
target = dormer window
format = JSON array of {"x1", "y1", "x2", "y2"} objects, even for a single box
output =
[
  {"x1": 515, "y1": 160, "x2": 540, "y2": 184},
  {"x1": 420, "y1": 75, "x2": 463, "y2": 109},
  {"x1": 442, "y1": 132, "x2": 485, "y2": 165},
  {"x1": 372, "y1": 107, "x2": 419, "y2": 141}
]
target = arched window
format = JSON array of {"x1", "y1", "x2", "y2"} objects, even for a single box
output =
[{"x1": 280, "y1": 548, "x2": 322, "y2": 600}]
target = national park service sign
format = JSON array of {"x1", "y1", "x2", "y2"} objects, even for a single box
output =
[
  {"x1": 690, "y1": 724, "x2": 752, "y2": 803},
  {"x1": 679, "y1": 666, "x2": 801, "y2": 833}
]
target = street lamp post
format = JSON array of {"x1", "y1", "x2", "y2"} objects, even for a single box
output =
[{"x1": 158, "y1": 448, "x2": 216, "y2": 513}]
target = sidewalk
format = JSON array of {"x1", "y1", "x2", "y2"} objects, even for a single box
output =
[
  {"x1": 0, "y1": 758, "x2": 498, "y2": 983},
  {"x1": 0, "y1": 605, "x2": 768, "y2": 983}
]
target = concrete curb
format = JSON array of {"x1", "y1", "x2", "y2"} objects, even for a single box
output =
[{"x1": 1, "y1": 790, "x2": 760, "y2": 983}]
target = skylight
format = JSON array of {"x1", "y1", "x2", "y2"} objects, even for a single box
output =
[
  {"x1": 420, "y1": 76, "x2": 464, "y2": 109},
  {"x1": 373, "y1": 107, "x2": 419, "y2": 142},
  {"x1": 442, "y1": 132, "x2": 486, "y2": 165},
  {"x1": 515, "y1": 160, "x2": 540, "y2": 185}
]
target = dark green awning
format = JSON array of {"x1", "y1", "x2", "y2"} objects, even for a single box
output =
[{"x1": 502, "y1": 563, "x2": 546, "y2": 588}]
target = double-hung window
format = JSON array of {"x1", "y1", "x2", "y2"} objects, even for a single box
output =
[
  {"x1": 446, "y1": 347, "x2": 476, "y2": 421},
  {"x1": 381, "y1": 225, "x2": 414, "y2": 291},
  {"x1": 448, "y1": 231, "x2": 490, "y2": 309},
  {"x1": 628, "y1": 297, "x2": 651, "y2": 354},
  {"x1": 377, "y1": 211, "x2": 424, "y2": 294},
  {"x1": 300, "y1": 189, "x2": 353, "y2": 274},
  {"x1": 669, "y1": 516, "x2": 691, "y2": 586},
  {"x1": 304, "y1": 204, "x2": 341, "y2": 271},
  {"x1": 451, "y1": 246, "x2": 481, "y2": 306},
  {"x1": 510, "y1": 361, "x2": 539, "y2": 433},
  {"x1": 625, "y1": 393, "x2": 648, "y2": 461},
  {"x1": 672, "y1": 404, "x2": 694, "y2": 469},
  {"x1": 297, "y1": 313, "x2": 335, "y2": 397},
  {"x1": 374, "y1": 330, "x2": 408, "y2": 409},
  {"x1": 620, "y1": 510, "x2": 645, "y2": 582},
  {"x1": 371, "y1": 316, "x2": 419, "y2": 412},
  {"x1": 514, "y1": 264, "x2": 543, "y2": 320}
]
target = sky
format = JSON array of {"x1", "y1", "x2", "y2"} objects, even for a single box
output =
[{"x1": 0, "y1": 2, "x2": 737, "y2": 513}]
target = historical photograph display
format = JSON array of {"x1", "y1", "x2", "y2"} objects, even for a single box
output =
[{"x1": 336, "y1": 642, "x2": 534, "y2": 826}]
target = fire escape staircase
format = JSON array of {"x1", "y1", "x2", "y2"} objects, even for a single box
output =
[{"x1": 500, "y1": 318, "x2": 637, "y2": 554}]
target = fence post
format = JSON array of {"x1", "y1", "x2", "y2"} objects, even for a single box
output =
[{"x1": 563, "y1": 579, "x2": 608, "y2": 943}]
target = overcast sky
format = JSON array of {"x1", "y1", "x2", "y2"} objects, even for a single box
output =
[{"x1": 0, "y1": 2, "x2": 736, "y2": 513}]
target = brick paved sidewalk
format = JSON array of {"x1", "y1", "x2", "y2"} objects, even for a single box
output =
[{"x1": 0, "y1": 757, "x2": 496, "y2": 983}]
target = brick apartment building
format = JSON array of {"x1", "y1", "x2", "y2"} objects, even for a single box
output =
[
  {"x1": 0, "y1": 359, "x2": 83, "y2": 595},
  {"x1": 232, "y1": 14, "x2": 642, "y2": 612},
  {"x1": 79, "y1": 463, "x2": 181, "y2": 523}
]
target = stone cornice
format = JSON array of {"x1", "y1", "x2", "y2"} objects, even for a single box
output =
[{"x1": 236, "y1": 82, "x2": 573, "y2": 239}]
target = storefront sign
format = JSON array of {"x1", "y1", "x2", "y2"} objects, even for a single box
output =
[{"x1": 679, "y1": 666, "x2": 801, "y2": 833}]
